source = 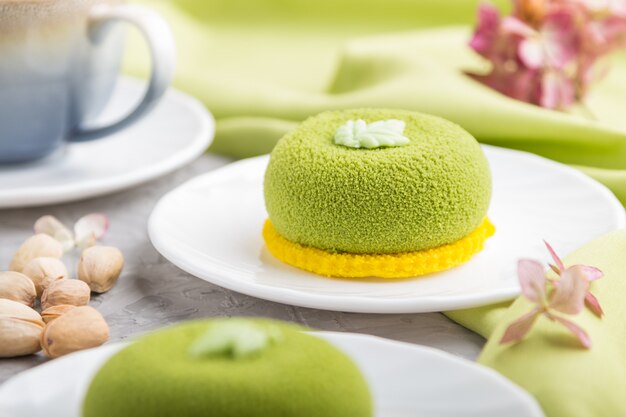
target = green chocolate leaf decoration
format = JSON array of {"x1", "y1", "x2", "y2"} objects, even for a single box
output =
[
  {"x1": 189, "y1": 320, "x2": 283, "y2": 359},
  {"x1": 334, "y1": 119, "x2": 410, "y2": 149}
]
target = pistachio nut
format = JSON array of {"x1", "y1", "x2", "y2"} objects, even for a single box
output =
[
  {"x1": 0, "y1": 298, "x2": 45, "y2": 357},
  {"x1": 78, "y1": 246, "x2": 124, "y2": 293},
  {"x1": 10, "y1": 234, "x2": 63, "y2": 272},
  {"x1": 41, "y1": 279, "x2": 90, "y2": 311},
  {"x1": 41, "y1": 304, "x2": 77, "y2": 324},
  {"x1": 0, "y1": 271, "x2": 36, "y2": 307},
  {"x1": 40, "y1": 306, "x2": 109, "y2": 358},
  {"x1": 22, "y1": 257, "x2": 69, "y2": 297}
]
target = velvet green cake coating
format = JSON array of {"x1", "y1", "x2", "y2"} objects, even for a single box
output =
[
  {"x1": 264, "y1": 109, "x2": 492, "y2": 254},
  {"x1": 83, "y1": 319, "x2": 372, "y2": 417}
]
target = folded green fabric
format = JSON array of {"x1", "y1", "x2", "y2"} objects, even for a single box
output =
[
  {"x1": 129, "y1": 0, "x2": 626, "y2": 203},
  {"x1": 446, "y1": 230, "x2": 626, "y2": 417}
]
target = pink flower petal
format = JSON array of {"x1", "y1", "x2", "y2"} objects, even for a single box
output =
[
  {"x1": 543, "y1": 240, "x2": 565, "y2": 273},
  {"x1": 33, "y1": 215, "x2": 74, "y2": 252},
  {"x1": 513, "y1": 11, "x2": 580, "y2": 71},
  {"x1": 74, "y1": 213, "x2": 109, "y2": 249},
  {"x1": 540, "y1": 73, "x2": 560, "y2": 109},
  {"x1": 502, "y1": 16, "x2": 537, "y2": 37},
  {"x1": 469, "y1": 3, "x2": 502, "y2": 55},
  {"x1": 519, "y1": 38, "x2": 545, "y2": 69},
  {"x1": 541, "y1": 10, "x2": 580, "y2": 69},
  {"x1": 540, "y1": 70, "x2": 576, "y2": 110},
  {"x1": 579, "y1": 265, "x2": 604, "y2": 281},
  {"x1": 551, "y1": 315, "x2": 592, "y2": 348},
  {"x1": 584, "y1": 292, "x2": 604, "y2": 317},
  {"x1": 550, "y1": 265, "x2": 590, "y2": 314},
  {"x1": 500, "y1": 308, "x2": 541, "y2": 344},
  {"x1": 518, "y1": 259, "x2": 547, "y2": 303},
  {"x1": 510, "y1": 68, "x2": 543, "y2": 104}
]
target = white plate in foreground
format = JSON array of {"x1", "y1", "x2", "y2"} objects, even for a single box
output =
[
  {"x1": 0, "y1": 77, "x2": 214, "y2": 208},
  {"x1": 148, "y1": 145, "x2": 625, "y2": 313},
  {"x1": 0, "y1": 332, "x2": 544, "y2": 417}
]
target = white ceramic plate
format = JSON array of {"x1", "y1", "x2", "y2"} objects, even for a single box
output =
[
  {"x1": 148, "y1": 146, "x2": 625, "y2": 313},
  {"x1": 0, "y1": 77, "x2": 214, "y2": 208},
  {"x1": 0, "y1": 332, "x2": 544, "y2": 417}
]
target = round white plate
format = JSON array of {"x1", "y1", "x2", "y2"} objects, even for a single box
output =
[
  {"x1": 0, "y1": 332, "x2": 544, "y2": 417},
  {"x1": 148, "y1": 145, "x2": 625, "y2": 313},
  {"x1": 0, "y1": 77, "x2": 214, "y2": 209}
]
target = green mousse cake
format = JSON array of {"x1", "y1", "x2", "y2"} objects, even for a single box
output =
[
  {"x1": 83, "y1": 319, "x2": 372, "y2": 417},
  {"x1": 263, "y1": 108, "x2": 493, "y2": 278}
]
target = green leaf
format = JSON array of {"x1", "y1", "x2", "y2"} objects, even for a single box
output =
[
  {"x1": 189, "y1": 320, "x2": 283, "y2": 359},
  {"x1": 334, "y1": 119, "x2": 410, "y2": 149}
]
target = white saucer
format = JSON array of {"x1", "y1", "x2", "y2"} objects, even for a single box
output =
[
  {"x1": 148, "y1": 145, "x2": 625, "y2": 313},
  {"x1": 0, "y1": 77, "x2": 214, "y2": 209},
  {"x1": 0, "y1": 332, "x2": 544, "y2": 417}
]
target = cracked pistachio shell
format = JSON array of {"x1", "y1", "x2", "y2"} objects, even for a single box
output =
[
  {"x1": 0, "y1": 271, "x2": 36, "y2": 307},
  {"x1": 41, "y1": 304, "x2": 77, "y2": 324},
  {"x1": 41, "y1": 306, "x2": 109, "y2": 358},
  {"x1": 41, "y1": 279, "x2": 90, "y2": 311},
  {"x1": 78, "y1": 246, "x2": 124, "y2": 293},
  {"x1": 10, "y1": 234, "x2": 63, "y2": 273},
  {"x1": 0, "y1": 299, "x2": 44, "y2": 357},
  {"x1": 22, "y1": 257, "x2": 69, "y2": 297}
]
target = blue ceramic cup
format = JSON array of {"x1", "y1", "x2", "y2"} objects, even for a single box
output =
[{"x1": 0, "y1": 0, "x2": 175, "y2": 163}]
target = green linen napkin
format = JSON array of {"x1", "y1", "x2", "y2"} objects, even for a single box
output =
[
  {"x1": 446, "y1": 230, "x2": 626, "y2": 417},
  {"x1": 129, "y1": 0, "x2": 626, "y2": 203}
]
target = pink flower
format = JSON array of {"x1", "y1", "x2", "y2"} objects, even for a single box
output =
[
  {"x1": 469, "y1": 3, "x2": 545, "y2": 105},
  {"x1": 507, "y1": 9, "x2": 581, "y2": 108},
  {"x1": 468, "y1": 0, "x2": 626, "y2": 110},
  {"x1": 544, "y1": 240, "x2": 604, "y2": 317},
  {"x1": 500, "y1": 241, "x2": 604, "y2": 348},
  {"x1": 513, "y1": 11, "x2": 580, "y2": 71},
  {"x1": 501, "y1": 260, "x2": 592, "y2": 347},
  {"x1": 469, "y1": 3, "x2": 502, "y2": 55}
]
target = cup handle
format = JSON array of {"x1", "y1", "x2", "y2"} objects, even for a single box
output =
[{"x1": 70, "y1": 4, "x2": 176, "y2": 142}]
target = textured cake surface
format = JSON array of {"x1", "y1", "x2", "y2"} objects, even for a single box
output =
[
  {"x1": 83, "y1": 319, "x2": 372, "y2": 417},
  {"x1": 264, "y1": 109, "x2": 492, "y2": 254}
]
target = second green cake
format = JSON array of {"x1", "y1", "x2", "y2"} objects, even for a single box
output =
[{"x1": 83, "y1": 319, "x2": 372, "y2": 417}]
